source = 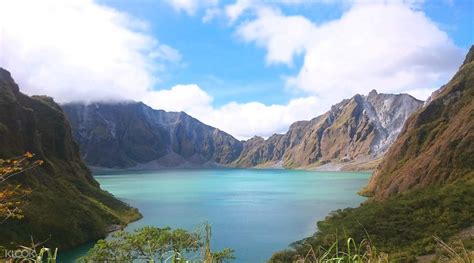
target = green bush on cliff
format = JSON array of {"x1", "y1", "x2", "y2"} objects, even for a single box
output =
[{"x1": 269, "y1": 180, "x2": 474, "y2": 262}]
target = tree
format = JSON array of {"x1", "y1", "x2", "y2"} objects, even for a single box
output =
[
  {"x1": 80, "y1": 224, "x2": 235, "y2": 263},
  {"x1": 0, "y1": 152, "x2": 43, "y2": 222},
  {"x1": 202, "y1": 222, "x2": 235, "y2": 263}
]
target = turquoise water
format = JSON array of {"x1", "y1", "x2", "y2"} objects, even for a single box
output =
[{"x1": 60, "y1": 169, "x2": 370, "y2": 262}]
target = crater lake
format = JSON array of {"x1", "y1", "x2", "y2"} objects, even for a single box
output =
[{"x1": 60, "y1": 169, "x2": 370, "y2": 262}]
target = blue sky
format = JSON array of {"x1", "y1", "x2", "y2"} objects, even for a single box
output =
[
  {"x1": 98, "y1": 0, "x2": 307, "y2": 106},
  {"x1": 1, "y1": 0, "x2": 472, "y2": 138},
  {"x1": 98, "y1": 0, "x2": 473, "y2": 107}
]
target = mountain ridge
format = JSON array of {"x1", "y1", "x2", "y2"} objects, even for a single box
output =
[
  {"x1": 233, "y1": 90, "x2": 423, "y2": 170},
  {"x1": 64, "y1": 90, "x2": 422, "y2": 171},
  {"x1": 63, "y1": 102, "x2": 243, "y2": 169}
]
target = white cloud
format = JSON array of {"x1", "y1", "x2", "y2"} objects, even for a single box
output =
[
  {"x1": 145, "y1": 84, "x2": 324, "y2": 139},
  {"x1": 202, "y1": 7, "x2": 222, "y2": 23},
  {"x1": 0, "y1": 0, "x2": 180, "y2": 104},
  {"x1": 0, "y1": 0, "x2": 466, "y2": 141},
  {"x1": 0, "y1": 0, "x2": 321, "y2": 140},
  {"x1": 234, "y1": 2, "x2": 464, "y2": 101},
  {"x1": 166, "y1": 0, "x2": 219, "y2": 15},
  {"x1": 236, "y1": 6, "x2": 313, "y2": 65},
  {"x1": 143, "y1": 84, "x2": 213, "y2": 115},
  {"x1": 225, "y1": 0, "x2": 253, "y2": 23}
]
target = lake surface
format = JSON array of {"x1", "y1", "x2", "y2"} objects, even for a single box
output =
[{"x1": 60, "y1": 169, "x2": 370, "y2": 262}]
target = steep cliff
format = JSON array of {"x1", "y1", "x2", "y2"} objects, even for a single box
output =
[
  {"x1": 0, "y1": 68, "x2": 140, "y2": 249},
  {"x1": 234, "y1": 91, "x2": 423, "y2": 170},
  {"x1": 64, "y1": 91, "x2": 421, "y2": 171},
  {"x1": 362, "y1": 46, "x2": 474, "y2": 199},
  {"x1": 63, "y1": 103, "x2": 243, "y2": 169},
  {"x1": 269, "y1": 47, "x2": 474, "y2": 261}
]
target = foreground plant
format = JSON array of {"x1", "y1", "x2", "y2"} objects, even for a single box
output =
[
  {"x1": 79, "y1": 222, "x2": 234, "y2": 262},
  {"x1": 434, "y1": 236, "x2": 474, "y2": 263},
  {"x1": 269, "y1": 236, "x2": 389, "y2": 263},
  {"x1": 0, "y1": 152, "x2": 43, "y2": 222},
  {"x1": 0, "y1": 237, "x2": 57, "y2": 263}
]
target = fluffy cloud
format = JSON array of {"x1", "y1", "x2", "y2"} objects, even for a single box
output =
[
  {"x1": 143, "y1": 84, "x2": 213, "y2": 115},
  {"x1": 236, "y1": 6, "x2": 313, "y2": 65},
  {"x1": 203, "y1": 96, "x2": 322, "y2": 139},
  {"x1": 0, "y1": 0, "x2": 324, "y2": 140},
  {"x1": 235, "y1": 2, "x2": 464, "y2": 101},
  {"x1": 145, "y1": 84, "x2": 323, "y2": 139},
  {"x1": 0, "y1": 0, "x2": 180, "y2": 104},
  {"x1": 0, "y1": 0, "x2": 466, "y2": 141}
]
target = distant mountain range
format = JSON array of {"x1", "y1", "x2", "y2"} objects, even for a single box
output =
[{"x1": 63, "y1": 90, "x2": 422, "y2": 171}]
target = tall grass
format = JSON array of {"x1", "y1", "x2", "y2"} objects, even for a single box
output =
[
  {"x1": 271, "y1": 235, "x2": 474, "y2": 263},
  {"x1": 434, "y1": 236, "x2": 474, "y2": 263},
  {"x1": 288, "y1": 237, "x2": 389, "y2": 263}
]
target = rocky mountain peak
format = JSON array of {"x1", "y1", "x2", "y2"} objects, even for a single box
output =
[
  {"x1": 0, "y1": 68, "x2": 20, "y2": 95},
  {"x1": 246, "y1": 135, "x2": 265, "y2": 143},
  {"x1": 363, "y1": 46, "x2": 474, "y2": 199},
  {"x1": 368, "y1": 89, "x2": 378, "y2": 98},
  {"x1": 234, "y1": 90, "x2": 423, "y2": 170}
]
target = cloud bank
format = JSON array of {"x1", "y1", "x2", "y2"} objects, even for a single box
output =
[
  {"x1": 143, "y1": 86, "x2": 321, "y2": 139},
  {"x1": 0, "y1": 0, "x2": 181, "y2": 104},
  {"x1": 0, "y1": 0, "x2": 465, "y2": 140},
  {"x1": 235, "y1": 2, "x2": 464, "y2": 103}
]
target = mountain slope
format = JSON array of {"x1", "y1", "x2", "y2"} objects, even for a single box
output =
[
  {"x1": 63, "y1": 103, "x2": 243, "y2": 169},
  {"x1": 269, "y1": 46, "x2": 474, "y2": 262},
  {"x1": 234, "y1": 91, "x2": 423, "y2": 170},
  {"x1": 0, "y1": 68, "x2": 140, "y2": 249},
  {"x1": 64, "y1": 91, "x2": 421, "y2": 171},
  {"x1": 362, "y1": 46, "x2": 474, "y2": 199}
]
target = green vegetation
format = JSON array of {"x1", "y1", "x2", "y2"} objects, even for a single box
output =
[
  {"x1": 362, "y1": 49, "x2": 474, "y2": 198},
  {"x1": 80, "y1": 222, "x2": 235, "y2": 263},
  {"x1": 269, "y1": 235, "x2": 473, "y2": 262},
  {"x1": 0, "y1": 69, "x2": 142, "y2": 250},
  {"x1": 270, "y1": 237, "x2": 389, "y2": 263},
  {"x1": 269, "y1": 180, "x2": 474, "y2": 262}
]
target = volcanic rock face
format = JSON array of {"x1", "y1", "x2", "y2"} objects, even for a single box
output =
[
  {"x1": 234, "y1": 91, "x2": 423, "y2": 170},
  {"x1": 0, "y1": 68, "x2": 139, "y2": 249},
  {"x1": 63, "y1": 103, "x2": 243, "y2": 169},
  {"x1": 63, "y1": 92, "x2": 422, "y2": 171},
  {"x1": 362, "y1": 45, "x2": 474, "y2": 199}
]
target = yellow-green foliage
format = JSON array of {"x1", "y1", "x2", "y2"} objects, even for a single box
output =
[
  {"x1": 0, "y1": 152, "x2": 42, "y2": 221},
  {"x1": 79, "y1": 222, "x2": 235, "y2": 263}
]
